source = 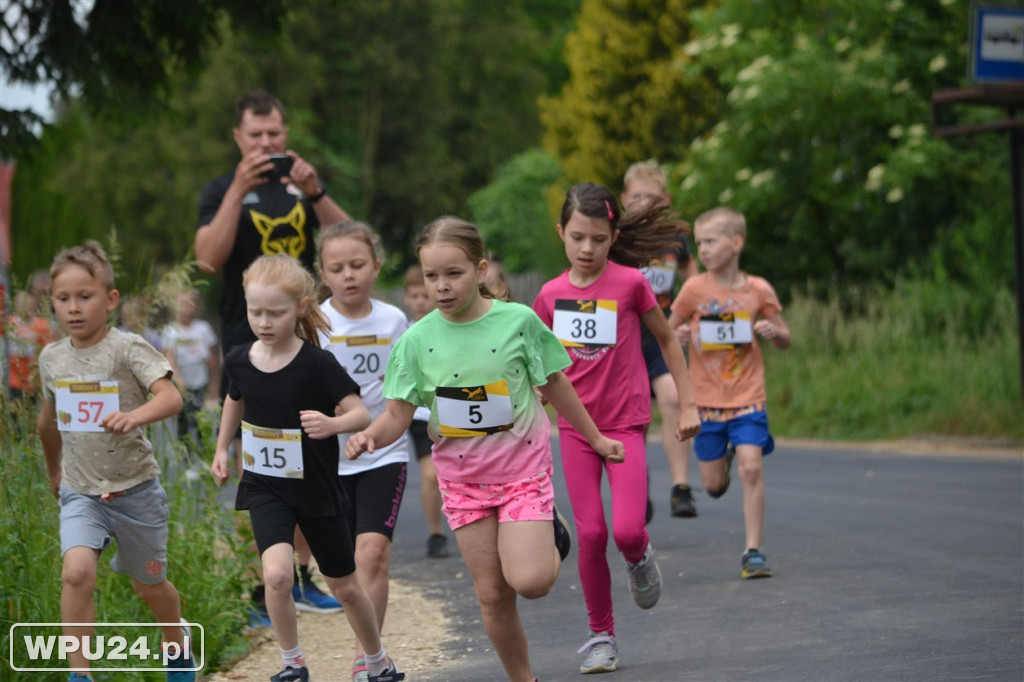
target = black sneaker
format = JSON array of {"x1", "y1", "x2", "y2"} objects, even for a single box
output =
[
  {"x1": 368, "y1": 656, "x2": 405, "y2": 682},
  {"x1": 669, "y1": 484, "x2": 698, "y2": 518},
  {"x1": 270, "y1": 665, "x2": 309, "y2": 682},
  {"x1": 426, "y1": 533, "x2": 450, "y2": 559},
  {"x1": 553, "y1": 506, "x2": 572, "y2": 561}
]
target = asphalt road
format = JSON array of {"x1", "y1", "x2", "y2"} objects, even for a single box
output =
[{"x1": 388, "y1": 439, "x2": 1023, "y2": 682}]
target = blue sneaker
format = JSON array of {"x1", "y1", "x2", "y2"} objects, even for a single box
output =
[
  {"x1": 246, "y1": 603, "x2": 271, "y2": 629},
  {"x1": 68, "y1": 674, "x2": 93, "y2": 681},
  {"x1": 165, "y1": 619, "x2": 197, "y2": 681},
  {"x1": 741, "y1": 548, "x2": 773, "y2": 579},
  {"x1": 293, "y1": 580, "x2": 343, "y2": 614}
]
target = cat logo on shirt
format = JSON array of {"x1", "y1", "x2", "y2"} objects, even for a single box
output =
[{"x1": 251, "y1": 203, "x2": 308, "y2": 258}]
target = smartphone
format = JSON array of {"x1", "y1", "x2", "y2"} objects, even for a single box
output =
[{"x1": 262, "y1": 153, "x2": 294, "y2": 180}]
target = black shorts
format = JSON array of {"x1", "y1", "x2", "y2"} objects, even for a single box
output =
[
  {"x1": 339, "y1": 462, "x2": 407, "y2": 540},
  {"x1": 247, "y1": 495, "x2": 355, "y2": 578},
  {"x1": 409, "y1": 420, "x2": 433, "y2": 460},
  {"x1": 643, "y1": 338, "x2": 670, "y2": 381}
]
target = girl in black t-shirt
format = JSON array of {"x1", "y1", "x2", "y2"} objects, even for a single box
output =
[{"x1": 211, "y1": 254, "x2": 404, "y2": 682}]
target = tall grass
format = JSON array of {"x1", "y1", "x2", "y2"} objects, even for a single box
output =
[
  {"x1": 1, "y1": 403, "x2": 252, "y2": 681},
  {"x1": 765, "y1": 280, "x2": 1024, "y2": 441}
]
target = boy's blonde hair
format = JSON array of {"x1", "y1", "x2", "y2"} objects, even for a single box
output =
[
  {"x1": 623, "y1": 160, "x2": 667, "y2": 192},
  {"x1": 695, "y1": 207, "x2": 747, "y2": 239},
  {"x1": 50, "y1": 241, "x2": 116, "y2": 291},
  {"x1": 242, "y1": 255, "x2": 330, "y2": 347}
]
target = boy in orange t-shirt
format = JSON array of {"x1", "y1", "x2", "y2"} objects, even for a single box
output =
[{"x1": 669, "y1": 207, "x2": 790, "y2": 580}]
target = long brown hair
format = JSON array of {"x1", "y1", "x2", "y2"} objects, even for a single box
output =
[
  {"x1": 242, "y1": 255, "x2": 329, "y2": 347},
  {"x1": 559, "y1": 182, "x2": 690, "y2": 268}
]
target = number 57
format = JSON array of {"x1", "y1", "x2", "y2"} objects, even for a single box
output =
[{"x1": 77, "y1": 401, "x2": 105, "y2": 423}]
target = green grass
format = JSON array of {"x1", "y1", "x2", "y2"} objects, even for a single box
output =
[
  {"x1": 1, "y1": 403, "x2": 253, "y2": 681},
  {"x1": 764, "y1": 281, "x2": 1024, "y2": 441}
]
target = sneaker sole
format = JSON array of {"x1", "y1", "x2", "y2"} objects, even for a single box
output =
[
  {"x1": 741, "y1": 568, "x2": 773, "y2": 579},
  {"x1": 294, "y1": 601, "x2": 344, "y2": 614},
  {"x1": 670, "y1": 503, "x2": 698, "y2": 518},
  {"x1": 580, "y1": 660, "x2": 619, "y2": 674}
]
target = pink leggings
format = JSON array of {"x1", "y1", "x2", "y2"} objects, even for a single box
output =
[{"x1": 559, "y1": 425, "x2": 649, "y2": 636}]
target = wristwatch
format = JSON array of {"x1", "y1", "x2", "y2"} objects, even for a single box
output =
[{"x1": 308, "y1": 184, "x2": 328, "y2": 204}]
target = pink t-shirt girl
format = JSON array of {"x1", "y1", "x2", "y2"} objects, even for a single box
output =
[{"x1": 533, "y1": 260, "x2": 658, "y2": 431}]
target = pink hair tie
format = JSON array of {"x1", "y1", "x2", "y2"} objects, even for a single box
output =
[{"x1": 604, "y1": 199, "x2": 615, "y2": 221}]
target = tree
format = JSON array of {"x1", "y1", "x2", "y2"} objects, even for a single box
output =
[
  {"x1": 673, "y1": 0, "x2": 1012, "y2": 298},
  {"x1": 539, "y1": 0, "x2": 721, "y2": 189},
  {"x1": 468, "y1": 148, "x2": 566, "y2": 276},
  {"x1": 0, "y1": 0, "x2": 287, "y2": 157}
]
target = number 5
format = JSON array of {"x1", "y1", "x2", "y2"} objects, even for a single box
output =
[{"x1": 468, "y1": 405, "x2": 482, "y2": 424}]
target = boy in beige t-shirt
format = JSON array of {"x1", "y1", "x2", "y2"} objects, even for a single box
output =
[
  {"x1": 669, "y1": 207, "x2": 791, "y2": 580},
  {"x1": 36, "y1": 241, "x2": 193, "y2": 681}
]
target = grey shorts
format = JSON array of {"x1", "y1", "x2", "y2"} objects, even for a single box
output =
[{"x1": 59, "y1": 478, "x2": 169, "y2": 585}]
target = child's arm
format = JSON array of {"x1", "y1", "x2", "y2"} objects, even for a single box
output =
[
  {"x1": 345, "y1": 399, "x2": 416, "y2": 460},
  {"x1": 37, "y1": 399, "x2": 63, "y2": 498},
  {"x1": 101, "y1": 376, "x2": 183, "y2": 434},
  {"x1": 300, "y1": 393, "x2": 371, "y2": 440},
  {"x1": 163, "y1": 347, "x2": 184, "y2": 392},
  {"x1": 537, "y1": 371, "x2": 625, "y2": 463},
  {"x1": 753, "y1": 311, "x2": 791, "y2": 350},
  {"x1": 643, "y1": 307, "x2": 701, "y2": 442},
  {"x1": 211, "y1": 395, "x2": 243, "y2": 485},
  {"x1": 667, "y1": 310, "x2": 691, "y2": 347}
]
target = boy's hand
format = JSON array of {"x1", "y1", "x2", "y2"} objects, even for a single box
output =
[
  {"x1": 100, "y1": 491, "x2": 125, "y2": 503},
  {"x1": 48, "y1": 473, "x2": 61, "y2": 500},
  {"x1": 100, "y1": 410, "x2": 141, "y2": 434},
  {"x1": 299, "y1": 410, "x2": 335, "y2": 440},
  {"x1": 753, "y1": 319, "x2": 778, "y2": 340},
  {"x1": 594, "y1": 436, "x2": 625, "y2": 463},
  {"x1": 674, "y1": 324, "x2": 691, "y2": 347},
  {"x1": 675, "y1": 405, "x2": 701, "y2": 441},
  {"x1": 211, "y1": 451, "x2": 230, "y2": 486},
  {"x1": 344, "y1": 432, "x2": 374, "y2": 460}
]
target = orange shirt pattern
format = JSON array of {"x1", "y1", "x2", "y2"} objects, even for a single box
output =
[{"x1": 670, "y1": 273, "x2": 781, "y2": 409}]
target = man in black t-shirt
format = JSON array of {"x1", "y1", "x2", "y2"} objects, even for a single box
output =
[
  {"x1": 195, "y1": 90, "x2": 350, "y2": 620},
  {"x1": 196, "y1": 90, "x2": 348, "y2": 356}
]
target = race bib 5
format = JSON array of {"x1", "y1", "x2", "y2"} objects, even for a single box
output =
[{"x1": 435, "y1": 380, "x2": 514, "y2": 437}]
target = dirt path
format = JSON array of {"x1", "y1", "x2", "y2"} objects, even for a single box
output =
[{"x1": 204, "y1": 579, "x2": 456, "y2": 681}]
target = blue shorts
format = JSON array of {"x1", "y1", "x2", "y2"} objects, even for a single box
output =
[{"x1": 694, "y1": 410, "x2": 775, "y2": 462}]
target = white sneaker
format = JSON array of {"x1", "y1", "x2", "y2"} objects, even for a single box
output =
[
  {"x1": 577, "y1": 631, "x2": 617, "y2": 674},
  {"x1": 626, "y1": 542, "x2": 662, "y2": 609}
]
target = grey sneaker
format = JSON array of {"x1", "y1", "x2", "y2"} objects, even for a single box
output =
[
  {"x1": 577, "y1": 631, "x2": 618, "y2": 674},
  {"x1": 626, "y1": 542, "x2": 662, "y2": 609}
]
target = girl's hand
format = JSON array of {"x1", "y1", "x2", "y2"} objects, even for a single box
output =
[
  {"x1": 595, "y1": 436, "x2": 625, "y2": 463},
  {"x1": 211, "y1": 451, "x2": 230, "y2": 486},
  {"x1": 345, "y1": 432, "x2": 374, "y2": 460},
  {"x1": 299, "y1": 410, "x2": 335, "y2": 440},
  {"x1": 675, "y1": 405, "x2": 701, "y2": 442}
]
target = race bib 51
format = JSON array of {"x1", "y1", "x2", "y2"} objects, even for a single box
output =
[{"x1": 699, "y1": 311, "x2": 753, "y2": 350}]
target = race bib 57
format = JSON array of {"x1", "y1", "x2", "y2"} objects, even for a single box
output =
[{"x1": 55, "y1": 380, "x2": 120, "y2": 432}]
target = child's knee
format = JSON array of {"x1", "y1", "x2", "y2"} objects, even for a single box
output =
[
  {"x1": 262, "y1": 564, "x2": 294, "y2": 592},
  {"x1": 323, "y1": 574, "x2": 359, "y2": 604},
  {"x1": 131, "y1": 578, "x2": 170, "y2": 600},
  {"x1": 61, "y1": 550, "x2": 98, "y2": 590}
]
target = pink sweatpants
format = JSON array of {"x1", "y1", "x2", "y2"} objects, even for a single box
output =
[{"x1": 558, "y1": 425, "x2": 649, "y2": 636}]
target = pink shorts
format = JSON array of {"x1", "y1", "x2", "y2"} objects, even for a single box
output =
[{"x1": 439, "y1": 469, "x2": 554, "y2": 531}]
